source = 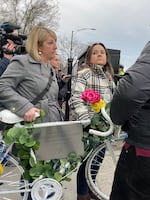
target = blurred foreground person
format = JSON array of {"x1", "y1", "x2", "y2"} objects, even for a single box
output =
[{"x1": 110, "y1": 41, "x2": 150, "y2": 200}]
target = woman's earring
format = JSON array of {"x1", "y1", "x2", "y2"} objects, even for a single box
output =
[{"x1": 38, "y1": 51, "x2": 42, "y2": 55}]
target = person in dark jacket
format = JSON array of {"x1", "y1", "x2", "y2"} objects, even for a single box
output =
[
  {"x1": 0, "y1": 38, "x2": 18, "y2": 108},
  {"x1": 110, "y1": 41, "x2": 150, "y2": 200}
]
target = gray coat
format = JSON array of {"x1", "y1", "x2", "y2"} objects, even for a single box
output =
[{"x1": 0, "y1": 54, "x2": 63, "y2": 122}]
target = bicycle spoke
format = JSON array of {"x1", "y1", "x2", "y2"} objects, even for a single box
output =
[{"x1": 0, "y1": 155, "x2": 29, "y2": 200}]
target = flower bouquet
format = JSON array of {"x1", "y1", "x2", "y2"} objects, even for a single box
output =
[{"x1": 81, "y1": 89, "x2": 113, "y2": 157}]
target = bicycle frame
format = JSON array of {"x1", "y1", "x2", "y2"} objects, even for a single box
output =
[
  {"x1": 0, "y1": 136, "x2": 63, "y2": 200},
  {"x1": 0, "y1": 119, "x2": 89, "y2": 200}
]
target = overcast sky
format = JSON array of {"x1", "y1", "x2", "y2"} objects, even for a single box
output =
[{"x1": 57, "y1": 0, "x2": 150, "y2": 70}]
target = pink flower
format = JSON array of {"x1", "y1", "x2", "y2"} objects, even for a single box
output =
[{"x1": 81, "y1": 89, "x2": 100, "y2": 103}]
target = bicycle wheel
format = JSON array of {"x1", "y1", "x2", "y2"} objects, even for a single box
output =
[
  {"x1": 0, "y1": 154, "x2": 29, "y2": 200},
  {"x1": 85, "y1": 140, "x2": 123, "y2": 200}
]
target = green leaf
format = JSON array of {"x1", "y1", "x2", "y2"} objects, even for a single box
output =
[
  {"x1": 23, "y1": 170, "x2": 30, "y2": 180},
  {"x1": 18, "y1": 149, "x2": 30, "y2": 160},
  {"x1": 45, "y1": 170, "x2": 53, "y2": 178},
  {"x1": 29, "y1": 163, "x2": 44, "y2": 177},
  {"x1": 3, "y1": 134, "x2": 14, "y2": 144},
  {"x1": 63, "y1": 177, "x2": 71, "y2": 182},
  {"x1": 19, "y1": 133, "x2": 29, "y2": 144},
  {"x1": 24, "y1": 121, "x2": 34, "y2": 127},
  {"x1": 20, "y1": 160, "x2": 29, "y2": 169},
  {"x1": 68, "y1": 152, "x2": 78, "y2": 163},
  {"x1": 29, "y1": 157, "x2": 36, "y2": 167},
  {"x1": 32, "y1": 141, "x2": 40, "y2": 150},
  {"x1": 54, "y1": 172, "x2": 62, "y2": 182},
  {"x1": 105, "y1": 102, "x2": 110, "y2": 110},
  {"x1": 60, "y1": 159, "x2": 68, "y2": 166},
  {"x1": 25, "y1": 137, "x2": 36, "y2": 147},
  {"x1": 40, "y1": 109, "x2": 46, "y2": 117}
]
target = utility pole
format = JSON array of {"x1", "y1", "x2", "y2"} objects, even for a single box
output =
[{"x1": 65, "y1": 28, "x2": 96, "y2": 121}]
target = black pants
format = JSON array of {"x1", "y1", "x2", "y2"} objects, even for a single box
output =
[
  {"x1": 77, "y1": 147, "x2": 106, "y2": 195},
  {"x1": 110, "y1": 146, "x2": 150, "y2": 200}
]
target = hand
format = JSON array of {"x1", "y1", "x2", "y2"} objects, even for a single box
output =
[
  {"x1": 24, "y1": 107, "x2": 40, "y2": 122},
  {"x1": 3, "y1": 39, "x2": 17, "y2": 60},
  {"x1": 62, "y1": 75, "x2": 71, "y2": 83}
]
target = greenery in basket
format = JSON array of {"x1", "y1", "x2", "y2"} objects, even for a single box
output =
[{"x1": 3, "y1": 110, "x2": 80, "y2": 183}]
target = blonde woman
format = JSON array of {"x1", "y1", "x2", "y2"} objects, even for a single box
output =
[{"x1": 0, "y1": 26, "x2": 64, "y2": 123}]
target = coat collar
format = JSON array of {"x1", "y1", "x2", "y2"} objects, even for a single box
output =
[
  {"x1": 91, "y1": 64, "x2": 105, "y2": 76},
  {"x1": 27, "y1": 54, "x2": 41, "y2": 64}
]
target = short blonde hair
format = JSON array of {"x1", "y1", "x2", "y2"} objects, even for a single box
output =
[{"x1": 25, "y1": 26, "x2": 57, "y2": 61}]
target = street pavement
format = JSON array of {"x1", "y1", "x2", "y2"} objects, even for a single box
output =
[
  {"x1": 62, "y1": 141, "x2": 123, "y2": 200},
  {"x1": 63, "y1": 171, "x2": 77, "y2": 200}
]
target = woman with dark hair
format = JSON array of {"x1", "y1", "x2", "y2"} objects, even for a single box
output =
[{"x1": 69, "y1": 43, "x2": 115, "y2": 200}]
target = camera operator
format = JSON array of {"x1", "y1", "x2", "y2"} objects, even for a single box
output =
[
  {"x1": 0, "y1": 38, "x2": 17, "y2": 76},
  {"x1": 0, "y1": 22, "x2": 24, "y2": 76}
]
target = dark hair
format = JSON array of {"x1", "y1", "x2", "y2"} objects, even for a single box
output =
[
  {"x1": 119, "y1": 64, "x2": 124, "y2": 69},
  {"x1": 83, "y1": 43, "x2": 114, "y2": 76}
]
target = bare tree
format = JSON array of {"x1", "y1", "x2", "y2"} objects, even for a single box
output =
[
  {"x1": 0, "y1": 0, "x2": 88, "y2": 71},
  {"x1": 57, "y1": 34, "x2": 88, "y2": 72},
  {"x1": 0, "y1": 0, "x2": 60, "y2": 34}
]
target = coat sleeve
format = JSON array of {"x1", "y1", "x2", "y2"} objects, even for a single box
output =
[
  {"x1": 69, "y1": 71, "x2": 90, "y2": 120},
  {"x1": 0, "y1": 57, "x2": 10, "y2": 76},
  {"x1": 110, "y1": 41, "x2": 150, "y2": 125},
  {"x1": 0, "y1": 56, "x2": 34, "y2": 117}
]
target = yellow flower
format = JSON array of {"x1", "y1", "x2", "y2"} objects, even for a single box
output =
[
  {"x1": 99, "y1": 99, "x2": 106, "y2": 109},
  {"x1": 91, "y1": 99, "x2": 106, "y2": 113},
  {"x1": 0, "y1": 163, "x2": 4, "y2": 174}
]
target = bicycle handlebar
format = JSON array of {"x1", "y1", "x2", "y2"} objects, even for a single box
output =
[
  {"x1": 89, "y1": 107, "x2": 114, "y2": 137},
  {"x1": 0, "y1": 107, "x2": 114, "y2": 138},
  {"x1": 0, "y1": 108, "x2": 91, "y2": 127},
  {"x1": 22, "y1": 119, "x2": 91, "y2": 128},
  {"x1": 0, "y1": 109, "x2": 40, "y2": 124}
]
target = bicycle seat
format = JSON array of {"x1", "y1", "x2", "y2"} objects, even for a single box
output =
[{"x1": 0, "y1": 109, "x2": 23, "y2": 124}]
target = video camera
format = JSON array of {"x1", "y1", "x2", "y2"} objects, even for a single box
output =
[{"x1": 0, "y1": 22, "x2": 27, "y2": 58}]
